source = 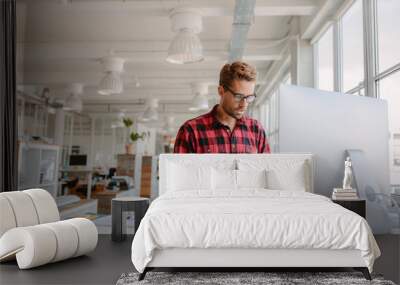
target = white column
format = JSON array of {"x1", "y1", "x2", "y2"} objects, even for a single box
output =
[
  {"x1": 333, "y1": 21, "x2": 343, "y2": 92},
  {"x1": 68, "y1": 115, "x2": 74, "y2": 158},
  {"x1": 33, "y1": 104, "x2": 38, "y2": 136},
  {"x1": 289, "y1": 17, "x2": 314, "y2": 88},
  {"x1": 112, "y1": 127, "x2": 116, "y2": 163},
  {"x1": 363, "y1": 0, "x2": 377, "y2": 98},
  {"x1": 101, "y1": 116, "x2": 105, "y2": 157},
  {"x1": 54, "y1": 109, "x2": 65, "y2": 145},
  {"x1": 89, "y1": 115, "x2": 95, "y2": 168}
]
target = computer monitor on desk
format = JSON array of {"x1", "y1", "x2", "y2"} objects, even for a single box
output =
[
  {"x1": 62, "y1": 155, "x2": 92, "y2": 198},
  {"x1": 69, "y1": 155, "x2": 87, "y2": 168}
]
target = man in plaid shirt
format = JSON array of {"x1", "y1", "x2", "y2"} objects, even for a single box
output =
[{"x1": 174, "y1": 61, "x2": 270, "y2": 154}]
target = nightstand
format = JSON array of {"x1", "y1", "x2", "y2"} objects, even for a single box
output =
[
  {"x1": 332, "y1": 199, "x2": 366, "y2": 218},
  {"x1": 111, "y1": 197, "x2": 150, "y2": 242}
]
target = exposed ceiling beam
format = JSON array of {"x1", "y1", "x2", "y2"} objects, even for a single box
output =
[
  {"x1": 23, "y1": 69, "x2": 222, "y2": 78},
  {"x1": 81, "y1": 101, "x2": 212, "y2": 116},
  {"x1": 21, "y1": 39, "x2": 284, "y2": 63},
  {"x1": 22, "y1": 72, "x2": 218, "y2": 86},
  {"x1": 22, "y1": 72, "x2": 268, "y2": 88},
  {"x1": 23, "y1": 50, "x2": 280, "y2": 63},
  {"x1": 25, "y1": 0, "x2": 318, "y2": 17},
  {"x1": 81, "y1": 93, "x2": 219, "y2": 102}
]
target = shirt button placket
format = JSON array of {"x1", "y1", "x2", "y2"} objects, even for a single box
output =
[
  {"x1": 225, "y1": 128, "x2": 232, "y2": 153},
  {"x1": 231, "y1": 132, "x2": 236, "y2": 153}
]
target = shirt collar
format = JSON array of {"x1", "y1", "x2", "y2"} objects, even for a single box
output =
[{"x1": 209, "y1": 104, "x2": 247, "y2": 129}]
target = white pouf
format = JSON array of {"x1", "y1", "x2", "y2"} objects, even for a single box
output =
[
  {"x1": 42, "y1": 221, "x2": 79, "y2": 262},
  {"x1": 1, "y1": 191, "x2": 39, "y2": 227},
  {"x1": 24, "y1": 188, "x2": 60, "y2": 223},
  {"x1": 0, "y1": 226, "x2": 57, "y2": 269},
  {"x1": 0, "y1": 189, "x2": 98, "y2": 269},
  {"x1": 0, "y1": 196, "x2": 16, "y2": 237}
]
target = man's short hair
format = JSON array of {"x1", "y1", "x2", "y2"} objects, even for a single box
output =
[{"x1": 219, "y1": 61, "x2": 257, "y2": 88}]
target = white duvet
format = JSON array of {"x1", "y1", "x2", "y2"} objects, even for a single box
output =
[{"x1": 131, "y1": 189, "x2": 380, "y2": 273}]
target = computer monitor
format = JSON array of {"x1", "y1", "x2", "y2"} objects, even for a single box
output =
[{"x1": 69, "y1": 155, "x2": 87, "y2": 166}]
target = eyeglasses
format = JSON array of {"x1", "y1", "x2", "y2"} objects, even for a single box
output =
[{"x1": 223, "y1": 85, "x2": 256, "y2": 103}]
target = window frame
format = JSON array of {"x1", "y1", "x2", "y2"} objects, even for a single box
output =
[{"x1": 312, "y1": 0, "x2": 387, "y2": 97}]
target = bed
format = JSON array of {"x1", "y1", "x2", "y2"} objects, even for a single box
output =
[{"x1": 131, "y1": 154, "x2": 380, "y2": 281}]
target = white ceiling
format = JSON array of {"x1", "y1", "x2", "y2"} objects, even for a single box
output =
[{"x1": 17, "y1": 0, "x2": 333, "y2": 124}]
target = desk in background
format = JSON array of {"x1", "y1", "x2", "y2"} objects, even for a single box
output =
[{"x1": 60, "y1": 168, "x2": 93, "y2": 199}]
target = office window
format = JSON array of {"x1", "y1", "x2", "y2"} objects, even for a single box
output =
[
  {"x1": 378, "y1": 71, "x2": 400, "y2": 186},
  {"x1": 342, "y1": 0, "x2": 364, "y2": 92},
  {"x1": 377, "y1": 0, "x2": 400, "y2": 72},
  {"x1": 317, "y1": 26, "x2": 334, "y2": 91}
]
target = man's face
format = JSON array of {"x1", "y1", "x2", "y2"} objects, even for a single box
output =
[{"x1": 218, "y1": 80, "x2": 255, "y2": 120}]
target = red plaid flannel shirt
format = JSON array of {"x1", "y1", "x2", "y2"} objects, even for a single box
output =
[{"x1": 174, "y1": 105, "x2": 271, "y2": 153}]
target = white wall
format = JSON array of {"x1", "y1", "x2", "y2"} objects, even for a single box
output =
[
  {"x1": 278, "y1": 84, "x2": 391, "y2": 233},
  {"x1": 278, "y1": 84, "x2": 390, "y2": 197}
]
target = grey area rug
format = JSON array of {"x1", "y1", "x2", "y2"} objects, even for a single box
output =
[{"x1": 116, "y1": 272, "x2": 396, "y2": 285}]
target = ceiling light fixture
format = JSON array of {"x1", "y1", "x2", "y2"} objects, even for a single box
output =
[
  {"x1": 135, "y1": 76, "x2": 141, "y2": 88},
  {"x1": 141, "y1": 98, "x2": 159, "y2": 122},
  {"x1": 98, "y1": 56, "x2": 125, "y2": 95},
  {"x1": 64, "y1": 95, "x2": 83, "y2": 112},
  {"x1": 189, "y1": 82, "x2": 209, "y2": 112},
  {"x1": 166, "y1": 116, "x2": 175, "y2": 133},
  {"x1": 63, "y1": 83, "x2": 84, "y2": 113},
  {"x1": 166, "y1": 8, "x2": 204, "y2": 64},
  {"x1": 159, "y1": 115, "x2": 176, "y2": 135}
]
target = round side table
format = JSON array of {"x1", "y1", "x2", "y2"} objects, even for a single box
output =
[{"x1": 111, "y1": 197, "x2": 150, "y2": 242}]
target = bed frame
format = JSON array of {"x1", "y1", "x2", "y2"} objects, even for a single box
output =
[
  {"x1": 139, "y1": 248, "x2": 371, "y2": 280},
  {"x1": 138, "y1": 154, "x2": 372, "y2": 281}
]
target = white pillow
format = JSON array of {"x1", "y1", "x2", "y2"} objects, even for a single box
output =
[
  {"x1": 266, "y1": 161, "x2": 306, "y2": 191},
  {"x1": 212, "y1": 168, "x2": 237, "y2": 191},
  {"x1": 237, "y1": 169, "x2": 267, "y2": 189},
  {"x1": 237, "y1": 159, "x2": 308, "y2": 191},
  {"x1": 167, "y1": 162, "x2": 212, "y2": 191}
]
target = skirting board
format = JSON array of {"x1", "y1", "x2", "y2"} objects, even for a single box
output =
[{"x1": 148, "y1": 248, "x2": 366, "y2": 268}]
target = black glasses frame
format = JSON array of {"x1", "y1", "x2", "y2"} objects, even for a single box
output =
[{"x1": 223, "y1": 85, "x2": 257, "y2": 103}]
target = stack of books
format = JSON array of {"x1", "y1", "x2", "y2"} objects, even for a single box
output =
[{"x1": 332, "y1": 188, "x2": 359, "y2": 200}]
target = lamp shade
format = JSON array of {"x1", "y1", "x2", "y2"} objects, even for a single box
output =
[
  {"x1": 142, "y1": 107, "x2": 158, "y2": 122},
  {"x1": 189, "y1": 93, "x2": 209, "y2": 112},
  {"x1": 101, "y1": 56, "x2": 124, "y2": 73},
  {"x1": 98, "y1": 72, "x2": 123, "y2": 95},
  {"x1": 166, "y1": 29, "x2": 204, "y2": 64},
  {"x1": 191, "y1": 82, "x2": 208, "y2": 95},
  {"x1": 63, "y1": 94, "x2": 82, "y2": 112},
  {"x1": 166, "y1": 116, "x2": 175, "y2": 134}
]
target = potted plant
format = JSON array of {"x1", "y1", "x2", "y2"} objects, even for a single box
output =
[{"x1": 122, "y1": 117, "x2": 147, "y2": 154}]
